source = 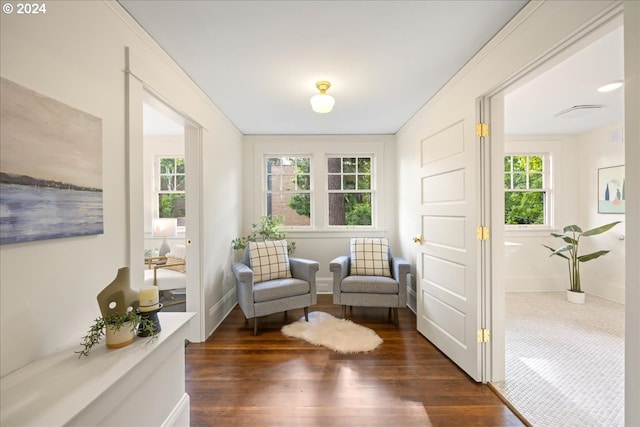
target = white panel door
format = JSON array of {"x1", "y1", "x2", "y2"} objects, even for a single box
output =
[{"x1": 416, "y1": 102, "x2": 482, "y2": 381}]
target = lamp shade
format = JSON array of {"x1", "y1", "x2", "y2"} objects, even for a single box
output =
[
  {"x1": 310, "y1": 80, "x2": 335, "y2": 113},
  {"x1": 152, "y1": 218, "x2": 177, "y2": 238},
  {"x1": 310, "y1": 94, "x2": 335, "y2": 113}
]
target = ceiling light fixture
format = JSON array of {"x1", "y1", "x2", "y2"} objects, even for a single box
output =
[
  {"x1": 310, "y1": 81, "x2": 335, "y2": 113},
  {"x1": 597, "y1": 81, "x2": 624, "y2": 92}
]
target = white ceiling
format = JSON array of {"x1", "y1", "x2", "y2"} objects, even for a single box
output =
[
  {"x1": 505, "y1": 26, "x2": 624, "y2": 135},
  {"x1": 123, "y1": 1, "x2": 624, "y2": 137}
]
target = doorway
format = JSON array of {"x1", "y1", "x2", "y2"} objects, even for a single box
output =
[
  {"x1": 488, "y1": 19, "x2": 625, "y2": 426},
  {"x1": 142, "y1": 98, "x2": 187, "y2": 312}
]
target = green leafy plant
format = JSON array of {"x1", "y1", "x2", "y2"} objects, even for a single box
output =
[
  {"x1": 76, "y1": 310, "x2": 157, "y2": 357},
  {"x1": 542, "y1": 221, "x2": 621, "y2": 293},
  {"x1": 232, "y1": 215, "x2": 295, "y2": 254}
]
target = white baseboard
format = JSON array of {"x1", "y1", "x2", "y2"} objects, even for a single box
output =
[
  {"x1": 162, "y1": 393, "x2": 190, "y2": 427},
  {"x1": 206, "y1": 287, "x2": 237, "y2": 339},
  {"x1": 317, "y1": 276, "x2": 332, "y2": 294}
]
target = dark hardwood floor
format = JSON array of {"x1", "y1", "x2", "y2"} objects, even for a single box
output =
[{"x1": 185, "y1": 295, "x2": 524, "y2": 427}]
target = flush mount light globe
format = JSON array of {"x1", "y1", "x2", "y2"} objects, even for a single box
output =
[
  {"x1": 310, "y1": 81, "x2": 335, "y2": 113},
  {"x1": 597, "y1": 80, "x2": 624, "y2": 92}
]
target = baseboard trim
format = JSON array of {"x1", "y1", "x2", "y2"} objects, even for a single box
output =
[{"x1": 161, "y1": 393, "x2": 190, "y2": 427}]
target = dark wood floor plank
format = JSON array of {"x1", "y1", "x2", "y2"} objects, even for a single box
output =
[{"x1": 186, "y1": 295, "x2": 524, "y2": 427}]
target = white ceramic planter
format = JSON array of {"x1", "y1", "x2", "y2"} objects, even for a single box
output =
[
  {"x1": 566, "y1": 290, "x2": 586, "y2": 304},
  {"x1": 106, "y1": 322, "x2": 135, "y2": 349}
]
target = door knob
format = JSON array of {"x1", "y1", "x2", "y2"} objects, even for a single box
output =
[{"x1": 413, "y1": 234, "x2": 423, "y2": 245}]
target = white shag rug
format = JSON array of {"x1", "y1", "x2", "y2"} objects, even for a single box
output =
[{"x1": 281, "y1": 311, "x2": 383, "y2": 353}]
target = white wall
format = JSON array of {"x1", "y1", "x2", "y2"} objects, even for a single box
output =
[
  {"x1": 623, "y1": 1, "x2": 640, "y2": 421},
  {"x1": 503, "y1": 135, "x2": 580, "y2": 293},
  {"x1": 502, "y1": 126, "x2": 626, "y2": 303},
  {"x1": 396, "y1": 0, "x2": 638, "y2": 422},
  {"x1": 577, "y1": 122, "x2": 625, "y2": 302},
  {"x1": 242, "y1": 135, "x2": 397, "y2": 292},
  {"x1": 0, "y1": 1, "x2": 242, "y2": 376}
]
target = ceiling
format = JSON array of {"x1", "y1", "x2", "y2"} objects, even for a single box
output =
[{"x1": 121, "y1": 1, "x2": 624, "y2": 137}]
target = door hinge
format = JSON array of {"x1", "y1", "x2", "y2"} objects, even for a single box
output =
[
  {"x1": 476, "y1": 226, "x2": 490, "y2": 241},
  {"x1": 477, "y1": 328, "x2": 491, "y2": 343},
  {"x1": 476, "y1": 122, "x2": 489, "y2": 138}
]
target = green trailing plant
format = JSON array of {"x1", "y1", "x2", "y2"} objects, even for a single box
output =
[
  {"x1": 76, "y1": 310, "x2": 157, "y2": 357},
  {"x1": 232, "y1": 215, "x2": 296, "y2": 254},
  {"x1": 542, "y1": 221, "x2": 621, "y2": 293}
]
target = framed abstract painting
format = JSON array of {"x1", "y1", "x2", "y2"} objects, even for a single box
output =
[{"x1": 598, "y1": 165, "x2": 625, "y2": 214}]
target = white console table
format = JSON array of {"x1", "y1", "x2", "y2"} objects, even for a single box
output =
[{"x1": 1, "y1": 312, "x2": 194, "y2": 427}]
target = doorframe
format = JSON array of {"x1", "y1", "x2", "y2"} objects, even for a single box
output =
[
  {"x1": 483, "y1": 8, "x2": 624, "y2": 383},
  {"x1": 125, "y1": 51, "x2": 205, "y2": 343}
]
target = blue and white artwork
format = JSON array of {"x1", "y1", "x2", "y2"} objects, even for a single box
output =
[
  {"x1": 0, "y1": 77, "x2": 103, "y2": 244},
  {"x1": 598, "y1": 165, "x2": 625, "y2": 214}
]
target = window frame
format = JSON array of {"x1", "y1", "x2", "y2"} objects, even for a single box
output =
[
  {"x1": 504, "y1": 152, "x2": 552, "y2": 230},
  {"x1": 263, "y1": 155, "x2": 314, "y2": 229},
  {"x1": 155, "y1": 155, "x2": 186, "y2": 231},
  {"x1": 326, "y1": 154, "x2": 376, "y2": 228}
]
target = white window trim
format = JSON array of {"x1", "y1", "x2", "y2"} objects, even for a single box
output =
[
  {"x1": 154, "y1": 154, "x2": 186, "y2": 232},
  {"x1": 248, "y1": 136, "x2": 392, "y2": 234},
  {"x1": 263, "y1": 155, "x2": 314, "y2": 230},
  {"x1": 325, "y1": 153, "x2": 376, "y2": 230},
  {"x1": 504, "y1": 138, "x2": 563, "y2": 236}
]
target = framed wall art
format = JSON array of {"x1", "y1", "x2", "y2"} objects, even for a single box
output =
[
  {"x1": 598, "y1": 165, "x2": 625, "y2": 214},
  {"x1": 0, "y1": 77, "x2": 103, "y2": 244}
]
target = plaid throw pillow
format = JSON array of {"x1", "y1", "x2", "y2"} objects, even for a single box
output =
[
  {"x1": 350, "y1": 238, "x2": 391, "y2": 277},
  {"x1": 249, "y1": 240, "x2": 292, "y2": 283}
]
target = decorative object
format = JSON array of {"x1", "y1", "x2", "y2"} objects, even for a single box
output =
[
  {"x1": 310, "y1": 80, "x2": 335, "y2": 113},
  {"x1": 542, "y1": 221, "x2": 621, "y2": 303},
  {"x1": 350, "y1": 237, "x2": 392, "y2": 277},
  {"x1": 138, "y1": 285, "x2": 163, "y2": 335},
  {"x1": 598, "y1": 165, "x2": 625, "y2": 214},
  {"x1": 281, "y1": 311, "x2": 383, "y2": 353},
  {"x1": 330, "y1": 241, "x2": 410, "y2": 324},
  {"x1": 77, "y1": 267, "x2": 157, "y2": 356},
  {"x1": 77, "y1": 309, "x2": 157, "y2": 356},
  {"x1": 248, "y1": 240, "x2": 292, "y2": 283},
  {"x1": 139, "y1": 286, "x2": 160, "y2": 312},
  {"x1": 152, "y1": 218, "x2": 177, "y2": 256},
  {"x1": 232, "y1": 254, "x2": 318, "y2": 335},
  {"x1": 137, "y1": 304, "x2": 163, "y2": 337},
  {"x1": 0, "y1": 77, "x2": 103, "y2": 244},
  {"x1": 232, "y1": 215, "x2": 296, "y2": 255}
]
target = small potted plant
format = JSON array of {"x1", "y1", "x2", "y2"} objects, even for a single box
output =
[
  {"x1": 76, "y1": 310, "x2": 157, "y2": 357},
  {"x1": 542, "y1": 221, "x2": 621, "y2": 303},
  {"x1": 232, "y1": 215, "x2": 296, "y2": 256}
]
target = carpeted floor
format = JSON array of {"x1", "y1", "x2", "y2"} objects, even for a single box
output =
[{"x1": 491, "y1": 292, "x2": 624, "y2": 427}]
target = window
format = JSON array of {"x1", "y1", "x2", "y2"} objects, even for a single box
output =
[
  {"x1": 266, "y1": 157, "x2": 311, "y2": 226},
  {"x1": 504, "y1": 154, "x2": 547, "y2": 226},
  {"x1": 158, "y1": 157, "x2": 185, "y2": 227},
  {"x1": 327, "y1": 156, "x2": 372, "y2": 226}
]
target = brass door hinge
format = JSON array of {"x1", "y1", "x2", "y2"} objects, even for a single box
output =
[
  {"x1": 476, "y1": 226, "x2": 490, "y2": 241},
  {"x1": 476, "y1": 122, "x2": 489, "y2": 138},
  {"x1": 477, "y1": 328, "x2": 491, "y2": 343}
]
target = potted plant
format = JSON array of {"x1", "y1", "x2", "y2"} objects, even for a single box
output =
[
  {"x1": 232, "y1": 215, "x2": 296, "y2": 256},
  {"x1": 542, "y1": 221, "x2": 621, "y2": 303},
  {"x1": 76, "y1": 310, "x2": 157, "y2": 357}
]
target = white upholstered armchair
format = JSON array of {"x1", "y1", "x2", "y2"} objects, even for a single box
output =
[
  {"x1": 330, "y1": 238, "x2": 410, "y2": 324},
  {"x1": 232, "y1": 240, "x2": 319, "y2": 335}
]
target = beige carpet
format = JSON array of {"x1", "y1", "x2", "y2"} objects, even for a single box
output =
[{"x1": 491, "y1": 292, "x2": 624, "y2": 427}]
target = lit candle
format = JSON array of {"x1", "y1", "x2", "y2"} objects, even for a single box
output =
[{"x1": 139, "y1": 286, "x2": 160, "y2": 312}]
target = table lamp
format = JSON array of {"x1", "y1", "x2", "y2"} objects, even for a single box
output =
[{"x1": 152, "y1": 218, "x2": 177, "y2": 257}]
